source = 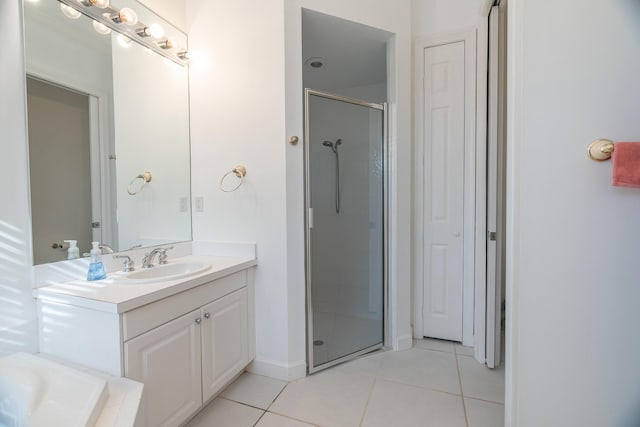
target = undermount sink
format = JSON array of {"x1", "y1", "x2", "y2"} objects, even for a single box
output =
[{"x1": 121, "y1": 262, "x2": 212, "y2": 283}]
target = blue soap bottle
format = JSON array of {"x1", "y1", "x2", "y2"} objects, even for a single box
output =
[{"x1": 87, "y1": 241, "x2": 107, "y2": 281}]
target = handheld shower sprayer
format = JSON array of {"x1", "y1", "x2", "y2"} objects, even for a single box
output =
[{"x1": 322, "y1": 139, "x2": 343, "y2": 213}]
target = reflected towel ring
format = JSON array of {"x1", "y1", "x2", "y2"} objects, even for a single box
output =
[
  {"x1": 219, "y1": 165, "x2": 247, "y2": 192},
  {"x1": 128, "y1": 172, "x2": 152, "y2": 195}
]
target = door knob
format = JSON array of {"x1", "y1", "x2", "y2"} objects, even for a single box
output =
[
  {"x1": 203, "y1": 312, "x2": 210, "y2": 319},
  {"x1": 195, "y1": 318, "x2": 202, "y2": 325}
]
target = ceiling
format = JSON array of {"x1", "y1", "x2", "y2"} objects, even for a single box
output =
[{"x1": 302, "y1": 9, "x2": 391, "y2": 92}]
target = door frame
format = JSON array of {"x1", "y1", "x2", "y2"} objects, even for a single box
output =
[
  {"x1": 304, "y1": 88, "x2": 389, "y2": 374},
  {"x1": 485, "y1": 5, "x2": 505, "y2": 369},
  {"x1": 25, "y1": 65, "x2": 116, "y2": 251},
  {"x1": 413, "y1": 27, "x2": 487, "y2": 352}
]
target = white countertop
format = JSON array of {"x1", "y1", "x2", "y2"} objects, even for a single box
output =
[{"x1": 34, "y1": 255, "x2": 257, "y2": 314}]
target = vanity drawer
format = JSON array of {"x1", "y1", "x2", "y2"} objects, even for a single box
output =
[{"x1": 122, "y1": 270, "x2": 247, "y2": 341}]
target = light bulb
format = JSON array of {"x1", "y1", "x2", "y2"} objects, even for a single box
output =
[
  {"x1": 60, "y1": 3, "x2": 81, "y2": 19},
  {"x1": 118, "y1": 8, "x2": 138, "y2": 26},
  {"x1": 92, "y1": 20, "x2": 111, "y2": 35},
  {"x1": 147, "y1": 23, "x2": 164, "y2": 38},
  {"x1": 117, "y1": 34, "x2": 132, "y2": 48}
]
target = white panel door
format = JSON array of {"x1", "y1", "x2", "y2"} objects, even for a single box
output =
[
  {"x1": 201, "y1": 288, "x2": 248, "y2": 403},
  {"x1": 422, "y1": 41, "x2": 465, "y2": 341},
  {"x1": 124, "y1": 310, "x2": 202, "y2": 427}
]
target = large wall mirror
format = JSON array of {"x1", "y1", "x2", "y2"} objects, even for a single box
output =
[{"x1": 24, "y1": 0, "x2": 192, "y2": 264}]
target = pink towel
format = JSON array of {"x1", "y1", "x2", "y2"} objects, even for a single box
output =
[{"x1": 612, "y1": 142, "x2": 640, "y2": 188}]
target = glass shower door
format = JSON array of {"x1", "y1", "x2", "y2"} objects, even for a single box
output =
[{"x1": 305, "y1": 89, "x2": 387, "y2": 373}]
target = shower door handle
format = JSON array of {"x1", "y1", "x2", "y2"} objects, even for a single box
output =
[{"x1": 308, "y1": 208, "x2": 314, "y2": 229}]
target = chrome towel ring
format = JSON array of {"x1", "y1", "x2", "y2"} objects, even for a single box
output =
[
  {"x1": 219, "y1": 165, "x2": 247, "y2": 192},
  {"x1": 127, "y1": 172, "x2": 152, "y2": 195}
]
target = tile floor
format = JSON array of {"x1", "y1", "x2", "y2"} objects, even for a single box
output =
[{"x1": 186, "y1": 339, "x2": 504, "y2": 427}]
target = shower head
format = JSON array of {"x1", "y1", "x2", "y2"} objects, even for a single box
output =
[{"x1": 322, "y1": 139, "x2": 341, "y2": 153}]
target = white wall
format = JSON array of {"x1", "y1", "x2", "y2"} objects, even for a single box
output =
[
  {"x1": 507, "y1": 0, "x2": 640, "y2": 425},
  {"x1": 186, "y1": 0, "x2": 295, "y2": 378},
  {"x1": 0, "y1": 0, "x2": 38, "y2": 356},
  {"x1": 187, "y1": 0, "x2": 411, "y2": 379},
  {"x1": 412, "y1": 0, "x2": 482, "y2": 38},
  {"x1": 139, "y1": 0, "x2": 187, "y2": 33}
]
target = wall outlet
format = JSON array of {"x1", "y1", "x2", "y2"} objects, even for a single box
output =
[
  {"x1": 194, "y1": 196, "x2": 204, "y2": 212},
  {"x1": 179, "y1": 197, "x2": 188, "y2": 212}
]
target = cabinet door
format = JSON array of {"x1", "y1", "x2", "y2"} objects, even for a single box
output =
[
  {"x1": 201, "y1": 287, "x2": 249, "y2": 402},
  {"x1": 125, "y1": 309, "x2": 202, "y2": 427}
]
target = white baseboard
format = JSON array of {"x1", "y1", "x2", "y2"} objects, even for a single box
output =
[
  {"x1": 395, "y1": 333, "x2": 413, "y2": 351},
  {"x1": 247, "y1": 357, "x2": 306, "y2": 381}
]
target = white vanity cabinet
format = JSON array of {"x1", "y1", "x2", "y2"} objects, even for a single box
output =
[
  {"x1": 200, "y1": 288, "x2": 249, "y2": 402},
  {"x1": 124, "y1": 309, "x2": 202, "y2": 427},
  {"x1": 124, "y1": 288, "x2": 250, "y2": 427},
  {"x1": 35, "y1": 259, "x2": 256, "y2": 427}
]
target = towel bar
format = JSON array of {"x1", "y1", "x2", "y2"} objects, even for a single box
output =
[{"x1": 588, "y1": 139, "x2": 615, "y2": 161}]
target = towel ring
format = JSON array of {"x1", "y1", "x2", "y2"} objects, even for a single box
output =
[
  {"x1": 219, "y1": 165, "x2": 247, "y2": 192},
  {"x1": 127, "y1": 172, "x2": 152, "y2": 195}
]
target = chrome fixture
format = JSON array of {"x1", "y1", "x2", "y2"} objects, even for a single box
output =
[
  {"x1": 141, "y1": 246, "x2": 174, "y2": 268},
  {"x1": 99, "y1": 243, "x2": 114, "y2": 254},
  {"x1": 219, "y1": 165, "x2": 247, "y2": 192},
  {"x1": 127, "y1": 171, "x2": 152, "y2": 195},
  {"x1": 322, "y1": 139, "x2": 342, "y2": 213},
  {"x1": 113, "y1": 255, "x2": 135, "y2": 272}
]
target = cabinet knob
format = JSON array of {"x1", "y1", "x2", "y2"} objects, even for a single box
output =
[
  {"x1": 195, "y1": 318, "x2": 202, "y2": 325},
  {"x1": 203, "y1": 312, "x2": 210, "y2": 319}
]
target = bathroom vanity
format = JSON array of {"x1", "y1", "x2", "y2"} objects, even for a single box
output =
[{"x1": 34, "y1": 255, "x2": 256, "y2": 427}]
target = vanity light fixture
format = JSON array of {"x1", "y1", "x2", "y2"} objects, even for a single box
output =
[
  {"x1": 57, "y1": 0, "x2": 188, "y2": 66},
  {"x1": 60, "y1": 3, "x2": 81, "y2": 19},
  {"x1": 92, "y1": 20, "x2": 111, "y2": 35},
  {"x1": 78, "y1": 0, "x2": 109, "y2": 8}
]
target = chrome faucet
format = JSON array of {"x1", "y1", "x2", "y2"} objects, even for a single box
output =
[
  {"x1": 141, "y1": 246, "x2": 174, "y2": 268},
  {"x1": 113, "y1": 255, "x2": 135, "y2": 272},
  {"x1": 99, "y1": 243, "x2": 114, "y2": 254}
]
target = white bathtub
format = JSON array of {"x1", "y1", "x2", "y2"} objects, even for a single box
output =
[{"x1": 0, "y1": 353, "x2": 108, "y2": 427}]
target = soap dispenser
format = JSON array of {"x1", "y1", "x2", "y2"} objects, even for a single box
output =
[
  {"x1": 87, "y1": 241, "x2": 107, "y2": 281},
  {"x1": 64, "y1": 240, "x2": 79, "y2": 260}
]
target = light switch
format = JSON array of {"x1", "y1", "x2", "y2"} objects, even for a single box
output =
[{"x1": 194, "y1": 197, "x2": 204, "y2": 212}]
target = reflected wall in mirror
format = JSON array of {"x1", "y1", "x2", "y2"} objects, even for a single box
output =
[{"x1": 24, "y1": 0, "x2": 192, "y2": 265}]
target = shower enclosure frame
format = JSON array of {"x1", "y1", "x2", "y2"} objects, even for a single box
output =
[{"x1": 304, "y1": 88, "x2": 390, "y2": 374}]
